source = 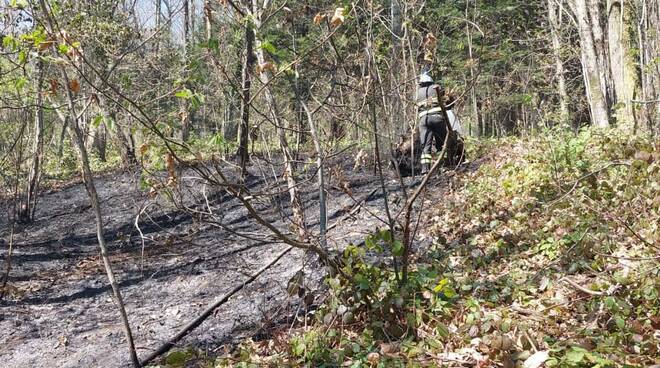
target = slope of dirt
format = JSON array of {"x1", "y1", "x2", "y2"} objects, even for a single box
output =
[{"x1": 0, "y1": 156, "x2": 467, "y2": 368}]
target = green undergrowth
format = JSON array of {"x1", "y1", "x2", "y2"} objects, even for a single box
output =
[{"x1": 151, "y1": 127, "x2": 658, "y2": 368}]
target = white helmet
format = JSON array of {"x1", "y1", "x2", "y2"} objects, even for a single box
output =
[{"x1": 419, "y1": 72, "x2": 433, "y2": 84}]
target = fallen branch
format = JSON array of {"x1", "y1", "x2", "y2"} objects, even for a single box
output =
[
  {"x1": 561, "y1": 277, "x2": 605, "y2": 296},
  {"x1": 139, "y1": 245, "x2": 293, "y2": 366}
]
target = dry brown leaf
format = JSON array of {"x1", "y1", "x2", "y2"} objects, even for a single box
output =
[
  {"x1": 380, "y1": 342, "x2": 399, "y2": 355},
  {"x1": 166, "y1": 153, "x2": 176, "y2": 184},
  {"x1": 330, "y1": 7, "x2": 345, "y2": 27},
  {"x1": 49, "y1": 79, "x2": 59, "y2": 95},
  {"x1": 256, "y1": 61, "x2": 276, "y2": 74},
  {"x1": 367, "y1": 352, "x2": 380, "y2": 364},
  {"x1": 422, "y1": 32, "x2": 438, "y2": 62},
  {"x1": 422, "y1": 32, "x2": 437, "y2": 50},
  {"x1": 313, "y1": 12, "x2": 326, "y2": 25},
  {"x1": 139, "y1": 143, "x2": 149, "y2": 156},
  {"x1": 68, "y1": 79, "x2": 80, "y2": 94},
  {"x1": 38, "y1": 40, "x2": 55, "y2": 51}
]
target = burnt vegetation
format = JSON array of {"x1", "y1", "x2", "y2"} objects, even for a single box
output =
[{"x1": 0, "y1": 0, "x2": 658, "y2": 367}]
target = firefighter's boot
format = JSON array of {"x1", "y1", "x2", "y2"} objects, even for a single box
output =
[{"x1": 420, "y1": 153, "x2": 432, "y2": 175}]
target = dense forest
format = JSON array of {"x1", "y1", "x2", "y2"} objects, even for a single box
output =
[{"x1": 0, "y1": 0, "x2": 658, "y2": 367}]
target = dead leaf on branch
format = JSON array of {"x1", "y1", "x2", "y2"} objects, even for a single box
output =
[
  {"x1": 68, "y1": 79, "x2": 80, "y2": 94},
  {"x1": 256, "y1": 61, "x2": 277, "y2": 74},
  {"x1": 422, "y1": 32, "x2": 437, "y2": 62},
  {"x1": 38, "y1": 39, "x2": 55, "y2": 51},
  {"x1": 139, "y1": 143, "x2": 149, "y2": 156},
  {"x1": 49, "y1": 79, "x2": 59, "y2": 95},
  {"x1": 313, "y1": 12, "x2": 326, "y2": 25},
  {"x1": 422, "y1": 32, "x2": 437, "y2": 50},
  {"x1": 331, "y1": 7, "x2": 345, "y2": 27},
  {"x1": 166, "y1": 153, "x2": 177, "y2": 186}
]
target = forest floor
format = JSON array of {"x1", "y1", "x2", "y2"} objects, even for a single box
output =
[{"x1": 0, "y1": 152, "x2": 468, "y2": 368}]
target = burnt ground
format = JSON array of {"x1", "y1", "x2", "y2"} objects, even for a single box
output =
[{"x1": 0, "y1": 155, "x2": 467, "y2": 368}]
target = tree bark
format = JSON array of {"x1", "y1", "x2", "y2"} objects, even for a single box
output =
[
  {"x1": 608, "y1": 0, "x2": 636, "y2": 126},
  {"x1": 548, "y1": 0, "x2": 570, "y2": 125},
  {"x1": 204, "y1": 0, "x2": 212, "y2": 42},
  {"x1": 390, "y1": 0, "x2": 404, "y2": 136},
  {"x1": 237, "y1": 16, "x2": 254, "y2": 177},
  {"x1": 20, "y1": 59, "x2": 45, "y2": 223},
  {"x1": 572, "y1": 0, "x2": 611, "y2": 127},
  {"x1": 300, "y1": 100, "x2": 326, "y2": 248},
  {"x1": 637, "y1": 0, "x2": 660, "y2": 134},
  {"x1": 587, "y1": 0, "x2": 615, "y2": 105},
  {"x1": 181, "y1": 0, "x2": 192, "y2": 142}
]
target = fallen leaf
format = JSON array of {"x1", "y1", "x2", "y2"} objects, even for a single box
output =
[
  {"x1": 330, "y1": 7, "x2": 345, "y2": 27},
  {"x1": 380, "y1": 342, "x2": 399, "y2": 355},
  {"x1": 523, "y1": 350, "x2": 549, "y2": 368},
  {"x1": 367, "y1": 352, "x2": 380, "y2": 364}
]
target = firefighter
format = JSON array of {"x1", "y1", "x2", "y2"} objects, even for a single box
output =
[{"x1": 415, "y1": 71, "x2": 448, "y2": 174}]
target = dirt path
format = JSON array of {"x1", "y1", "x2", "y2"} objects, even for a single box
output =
[{"x1": 0, "y1": 158, "x2": 454, "y2": 367}]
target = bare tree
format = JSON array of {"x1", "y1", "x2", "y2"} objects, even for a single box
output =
[
  {"x1": 36, "y1": 1, "x2": 140, "y2": 366},
  {"x1": 19, "y1": 59, "x2": 44, "y2": 223}
]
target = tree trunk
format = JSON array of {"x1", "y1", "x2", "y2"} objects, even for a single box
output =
[
  {"x1": 464, "y1": 0, "x2": 479, "y2": 136},
  {"x1": 390, "y1": 0, "x2": 404, "y2": 136},
  {"x1": 587, "y1": 0, "x2": 615, "y2": 106},
  {"x1": 204, "y1": 0, "x2": 212, "y2": 42},
  {"x1": 190, "y1": 0, "x2": 195, "y2": 43},
  {"x1": 637, "y1": 0, "x2": 660, "y2": 134},
  {"x1": 300, "y1": 100, "x2": 326, "y2": 248},
  {"x1": 57, "y1": 115, "x2": 69, "y2": 157},
  {"x1": 608, "y1": 0, "x2": 637, "y2": 126},
  {"x1": 20, "y1": 60, "x2": 45, "y2": 223},
  {"x1": 572, "y1": 0, "x2": 611, "y2": 127},
  {"x1": 155, "y1": 0, "x2": 161, "y2": 51},
  {"x1": 92, "y1": 123, "x2": 108, "y2": 162},
  {"x1": 181, "y1": 0, "x2": 192, "y2": 142},
  {"x1": 237, "y1": 19, "x2": 254, "y2": 177},
  {"x1": 548, "y1": 0, "x2": 570, "y2": 125}
]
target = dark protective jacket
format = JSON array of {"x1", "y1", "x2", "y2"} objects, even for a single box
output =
[
  {"x1": 416, "y1": 83, "x2": 458, "y2": 116},
  {"x1": 415, "y1": 83, "x2": 443, "y2": 116}
]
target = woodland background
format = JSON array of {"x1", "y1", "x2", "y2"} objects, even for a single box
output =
[{"x1": 0, "y1": 0, "x2": 658, "y2": 367}]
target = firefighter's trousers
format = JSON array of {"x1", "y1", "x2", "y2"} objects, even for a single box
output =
[{"x1": 418, "y1": 113, "x2": 448, "y2": 167}]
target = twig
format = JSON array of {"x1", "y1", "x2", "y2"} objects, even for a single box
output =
[
  {"x1": 140, "y1": 246, "x2": 293, "y2": 366},
  {"x1": 595, "y1": 253, "x2": 660, "y2": 261},
  {"x1": 561, "y1": 277, "x2": 605, "y2": 296}
]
